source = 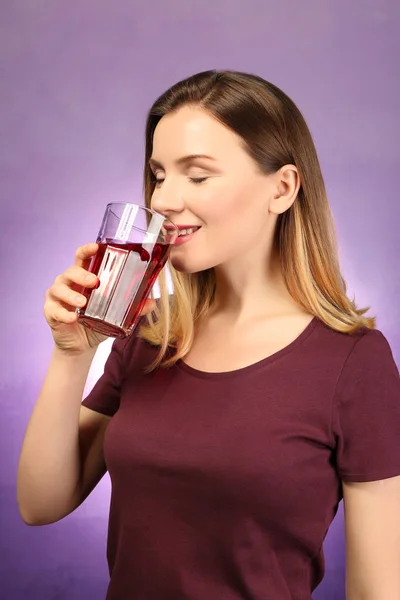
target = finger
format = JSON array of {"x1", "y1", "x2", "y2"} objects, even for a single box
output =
[
  {"x1": 58, "y1": 265, "x2": 99, "y2": 291},
  {"x1": 74, "y1": 243, "x2": 99, "y2": 270},
  {"x1": 45, "y1": 301, "x2": 79, "y2": 326},
  {"x1": 47, "y1": 282, "x2": 88, "y2": 310},
  {"x1": 139, "y1": 298, "x2": 157, "y2": 317}
]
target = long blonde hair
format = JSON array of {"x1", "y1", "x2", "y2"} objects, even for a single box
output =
[{"x1": 139, "y1": 70, "x2": 374, "y2": 370}]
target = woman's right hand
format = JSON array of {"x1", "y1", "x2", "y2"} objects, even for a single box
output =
[{"x1": 44, "y1": 243, "x2": 156, "y2": 355}]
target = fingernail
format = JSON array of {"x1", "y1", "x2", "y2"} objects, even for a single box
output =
[{"x1": 84, "y1": 274, "x2": 94, "y2": 282}]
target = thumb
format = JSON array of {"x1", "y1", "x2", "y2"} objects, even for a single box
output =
[{"x1": 140, "y1": 298, "x2": 157, "y2": 316}]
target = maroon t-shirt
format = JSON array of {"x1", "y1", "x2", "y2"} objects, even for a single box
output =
[{"x1": 82, "y1": 317, "x2": 400, "y2": 600}]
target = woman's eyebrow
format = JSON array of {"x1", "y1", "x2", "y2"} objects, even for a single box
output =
[{"x1": 149, "y1": 154, "x2": 216, "y2": 168}]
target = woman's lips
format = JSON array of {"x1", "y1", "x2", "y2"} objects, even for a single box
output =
[{"x1": 173, "y1": 227, "x2": 201, "y2": 246}]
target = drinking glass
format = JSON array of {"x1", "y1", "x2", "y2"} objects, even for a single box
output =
[{"x1": 77, "y1": 202, "x2": 178, "y2": 338}]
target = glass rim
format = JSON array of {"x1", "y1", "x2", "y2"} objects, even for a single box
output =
[{"x1": 105, "y1": 202, "x2": 178, "y2": 233}]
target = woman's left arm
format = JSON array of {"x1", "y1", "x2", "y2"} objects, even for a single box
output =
[{"x1": 343, "y1": 475, "x2": 400, "y2": 600}]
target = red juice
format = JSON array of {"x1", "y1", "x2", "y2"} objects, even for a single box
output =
[{"x1": 77, "y1": 239, "x2": 170, "y2": 338}]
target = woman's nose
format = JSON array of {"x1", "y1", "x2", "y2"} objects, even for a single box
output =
[{"x1": 151, "y1": 181, "x2": 185, "y2": 214}]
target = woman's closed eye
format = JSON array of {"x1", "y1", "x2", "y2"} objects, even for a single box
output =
[
  {"x1": 189, "y1": 177, "x2": 208, "y2": 184},
  {"x1": 150, "y1": 174, "x2": 208, "y2": 186},
  {"x1": 150, "y1": 173, "x2": 165, "y2": 187}
]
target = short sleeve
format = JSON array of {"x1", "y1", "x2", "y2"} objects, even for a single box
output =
[
  {"x1": 332, "y1": 329, "x2": 400, "y2": 482},
  {"x1": 81, "y1": 337, "x2": 128, "y2": 417}
]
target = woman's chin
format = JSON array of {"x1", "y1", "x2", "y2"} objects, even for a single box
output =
[
  {"x1": 169, "y1": 256, "x2": 212, "y2": 274},
  {"x1": 170, "y1": 262, "x2": 200, "y2": 274}
]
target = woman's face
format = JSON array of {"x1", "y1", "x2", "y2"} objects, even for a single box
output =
[{"x1": 150, "y1": 106, "x2": 280, "y2": 274}]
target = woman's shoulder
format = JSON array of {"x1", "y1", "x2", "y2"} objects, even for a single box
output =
[{"x1": 314, "y1": 318, "x2": 397, "y2": 373}]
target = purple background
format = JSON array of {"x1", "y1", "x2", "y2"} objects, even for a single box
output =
[{"x1": 1, "y1": 1, "x2": 399, "y2": 598}]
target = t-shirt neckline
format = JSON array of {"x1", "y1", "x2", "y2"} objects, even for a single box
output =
[{"x1": 176, "y1": 316, "x2": 320, "y2": 380}]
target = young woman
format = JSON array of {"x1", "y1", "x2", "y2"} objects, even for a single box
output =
[{"x1": 18, "y1": 70, "x2": 400, "y2": 600}]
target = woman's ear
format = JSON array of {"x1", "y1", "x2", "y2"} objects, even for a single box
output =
[{"x1": 269, "y1": 165, "x2": 300, "y2": 215}]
